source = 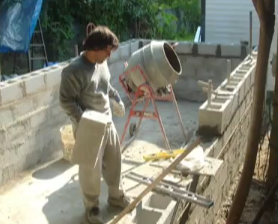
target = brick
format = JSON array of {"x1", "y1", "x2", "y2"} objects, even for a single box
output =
[
  {"x1": 198, "y1": 103, "x2": 224, "y2": 134},
  {"x1": 131, "y1": 40, "x2": 139, "y2": 54},
  {"x1": 0, "y1": 80, "x2": 24, "y2": 105},
  {"x1": 10, "y1": 97, "x2": 34, "y2": 118},
  {"x1": 45, "y1": 65, "x2": 63, "y2": 87},
  {"x1": 108, "y1": 48, "x2": 120, "y2": 64},
  {"x1": 109, "y1": 61, "x2": 125, "y2": 81},
  {"x1": 198, "y1": 43, "x2": 217, "y2": 56},
  {"x1": 1, "y1": 149, "x2": 19, "y2": 169},
  {"x1": 0, "y1": 107, "x2": 14, "y2": 127},
  {"x1": 221, "y1": 44, "x2": 241, "y2": 57},
  {"x1": 5, "y1": 118, "x2": 31, "y2": 144},
  {"x1": 175, "y1": 42, "x2": 193, "y2": 54},
  {"x1": 23, "y1": 72, "x2": 46, "y2": 95},
  {"x1": 30, "y1": 107, "x2": 51, "y2": 128}
]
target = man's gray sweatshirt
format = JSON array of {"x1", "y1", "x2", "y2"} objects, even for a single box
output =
[{"x1": 59, "y1": 55, "x2": 121, "y2": 124}]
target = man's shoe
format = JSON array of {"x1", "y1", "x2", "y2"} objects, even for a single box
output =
[
  {"x1": 108, "y1": 195, "x2": 131, "y2": 209},
  {"x1": 85, "y1": 207, "x2": 104, "y2": 224}
]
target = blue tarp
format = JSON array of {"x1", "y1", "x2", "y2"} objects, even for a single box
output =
[{"x1": 0, "y1": 0, "x2": 43, "y2": 53}]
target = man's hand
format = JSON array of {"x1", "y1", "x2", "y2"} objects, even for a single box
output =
[{"x1": 111, "y1": 98, "x2": 125, "y2": 117}]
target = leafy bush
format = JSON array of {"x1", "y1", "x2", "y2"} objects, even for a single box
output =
[{"x1": 41, "y1": 0, "x2": 200, "y2": 60}]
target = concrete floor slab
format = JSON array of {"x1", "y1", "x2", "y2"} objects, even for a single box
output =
[{"x1": 0, "y1": 101, "x2": 201, "y2": 224}]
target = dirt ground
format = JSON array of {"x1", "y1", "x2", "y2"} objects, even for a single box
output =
[{"x1": 216, "y1": 133, "x2": 278, "y2": 224}]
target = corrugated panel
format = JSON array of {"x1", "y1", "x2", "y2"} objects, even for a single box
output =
[{"x1": 205, "y1": 0, "x2": 260, "y2": 45}]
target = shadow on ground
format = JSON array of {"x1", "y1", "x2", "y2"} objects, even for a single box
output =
[
  {"x1": 37, "y1": 159, "x2": 137, "y2": 224},
  {"x1": 32, "y1": 159, "x2": 74, "y2": 180}
]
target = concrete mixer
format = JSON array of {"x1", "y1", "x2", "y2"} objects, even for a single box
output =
[
  {"x1": 119, "y1": 40, "x2": 187, "y2": 151},
  {"x1": 124, "y1": 40, "x2": 182, "y2": 96}
]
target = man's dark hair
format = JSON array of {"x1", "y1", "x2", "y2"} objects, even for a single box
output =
[{"x1": 83, "y1": 24, "x2": 119, "y2": 51}]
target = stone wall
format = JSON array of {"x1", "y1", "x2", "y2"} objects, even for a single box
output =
[
  {"x1": 0, "y1": 39, "x2": 249, "y2": 187},
  {"x1": 0, "y1": 62, "x2": 69, "y2": 184}
]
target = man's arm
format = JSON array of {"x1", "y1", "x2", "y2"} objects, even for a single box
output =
[
  {"x1": 59, "y1": 70, "x2": 83, "y2": 123},
  {"x1": 108, "y1": 83, "x2": 121, "y2": 102},
  {"x1": 108, "y1": 83, "x2": 126, "y2": 117}
]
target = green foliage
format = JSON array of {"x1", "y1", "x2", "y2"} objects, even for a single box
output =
[{"x1": 42, "y1": 0, "x2": 200, "y2": 61}]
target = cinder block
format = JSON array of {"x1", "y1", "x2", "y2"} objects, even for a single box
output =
[
  {"x1": 197, "y1": 43, "x2": 217, "y2": 56},
  {"x1": 108, "y1": 48, "x2": 120, "y2": 64},
  {"x1": 0, "y1": 80, "x2": 24, "y2": 105},
  {"x1": 120, "y1": 43, "x2": 131, "y2": 60},
  {"x1": 23, "y1": 72, "x2": 46, "y2": 95},
  {"x1": 71, "y1": 110, "x2": 112, "y2": 165},
  {"x1": 145, "y1": 193, "x2": 173, "y2": 210},
  {"x1": 1, "y1": 149, "x2": 19, "y2": 169},
  {"x1": 131, "y1": 40, "x2": 139, "y2": 54},
  {"x1": 45, "y1": 65, "x2": 63, "y2": 87},
  {"x1": 25, "y1": 150, "x2": 42, "y2": 168},
  {"x1": 198, "y1": 104, "x2": 224, "y2": 134},
  {"x1": 221, "y1": 44, "x2": 241, "y2": 57},
  {"x1": 109, "y1": 61, "x2": 125, "y2": 80},
  {"x1": 0, "y1": 107, "x2": 14, "y2": 127},
  {"x1": 30, "y1": 108, "x2": 50, "y2": 128},
  {"x1": 132, "y1": 207, "x2": 162, "y2": 224},
  {"x1": 175, "y1": 42, "x2": 193, "y2": 54}
]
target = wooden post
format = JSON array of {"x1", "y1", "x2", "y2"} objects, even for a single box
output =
[
  {"x1": 250, "y1": 10, "x2": 253, "y2": 54},
  {"x1": 266, "y1": 23, "x2": 278, "y2": 209}
]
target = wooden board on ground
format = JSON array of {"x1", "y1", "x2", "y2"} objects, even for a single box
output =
[{"x1": 150, "y1": 157, "x2": 223, "y2": 177}]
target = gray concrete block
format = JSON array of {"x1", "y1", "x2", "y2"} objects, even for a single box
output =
[
  {"x1": 108, "y1": 48, "x2": 120, "y2": 64},
  {"x1": 175, "y1": 42, "x2": 193, "y2": 54},
  {"x1": 45, "y1": 65, "x2": 63, "y2": 87},
  {"x1": 120, "y1": 43, "x2": 131, "y2": 60},
  {"x1": 23, "y1": 72, "x2": 46, "y2": 95},
  {"x1": 131, "y1": 40, "x2": 139, "y2": 54},
  {"x1": 0, "y1": 107, "x2": 14, "y2": 127},
  {"x1": 221, "y1": 44, "x2": 242, "y2": 57},
  {"x1": 0, "y1": 80, "x2": 24, "y2": 105},
  {"x1": 197, "y1": 43, "x2": 218, "y2": 56},
  {"x1": 71, "y1": 110, "x2": 111, "y2": 165},
  {"x1": 30, "y1": 107, "x2": 51, "y2": 128}
]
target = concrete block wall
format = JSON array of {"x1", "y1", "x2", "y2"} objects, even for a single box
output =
[
  {"x1": 172, "y1": 42, "x2": 248, "y2": 102},
  {"x1": 0, "y1": 40, "x2": 139, "y2": 186},
  {"x1": 0, "y1": 39, "x2": 250, "y2": 188},
  {"x1": 0, "y1": 63, "x2": 71, "y2": 185},
  {"x1": 198, "y1": 53, "x2": 257, "y2": 135},
  {"x1": 183, "y1": 53, "x2": 257, "y2": 224}
]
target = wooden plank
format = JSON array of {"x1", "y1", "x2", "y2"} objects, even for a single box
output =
[{"x1": 110, "y1": 137, "x2": 201, "y2": 224}]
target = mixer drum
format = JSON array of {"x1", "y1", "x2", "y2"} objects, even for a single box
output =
[{"x1": 124, "y1": 40, "x2": 182, "y2": 93}]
